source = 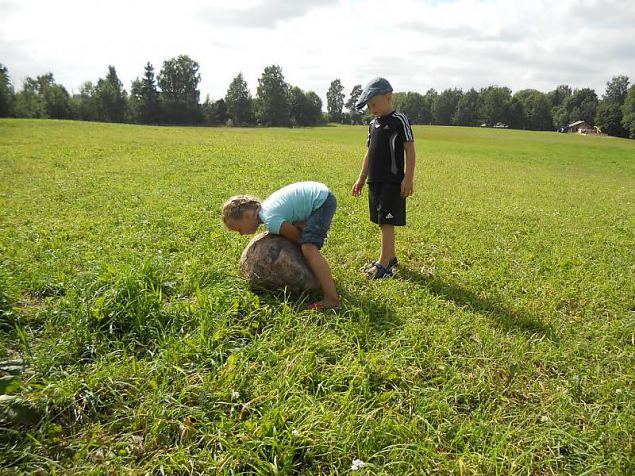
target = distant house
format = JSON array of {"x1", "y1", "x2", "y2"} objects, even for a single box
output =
[{"x1": 565, "y1": 120, "x2": 601, "y2": 134}]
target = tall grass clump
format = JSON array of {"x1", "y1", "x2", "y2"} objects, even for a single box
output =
[
  {"x1": 73, "y1": 260, "x2": 172, "y2": 346},
  {"x1": 0, "y1": 266, "x2": 17, "y2": 344}
]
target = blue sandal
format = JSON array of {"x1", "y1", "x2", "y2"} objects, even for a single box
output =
[
  {"x1": 364, "y1": 257, "x2": 398, "y2": 279},
  {"x1": 368, "y1": 261, "x2": 392, "y2": 279}
]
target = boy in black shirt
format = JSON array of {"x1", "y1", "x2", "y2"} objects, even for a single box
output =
[{"x1": 352, "y1": 77, "x2": 416, "y2": 278}]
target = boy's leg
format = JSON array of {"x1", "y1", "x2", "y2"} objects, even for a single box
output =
[
  {"x1": 366, "y1": 224, "x2": 396, "y2": 275},
  {"x1": 379, "y1": 224, "x2": 396, "y2": 268},
  {"x1": 301, "y1": 243, "x2": 340, "y2": 306},
  {"x1": 299, "y1": 192, "x2": 338, "y2": 307},
  {"x1": 367, "y1": 182, "x2": 403, "y2": 274}
]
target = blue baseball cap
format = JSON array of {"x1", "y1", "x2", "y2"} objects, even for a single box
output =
[{"x1": 355, "y1": 77, "x2": 393, "y2": 111}]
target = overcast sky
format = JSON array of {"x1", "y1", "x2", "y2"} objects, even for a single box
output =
[{"x1": 1, "y1": 0, "x2": 634, "y2": 106}]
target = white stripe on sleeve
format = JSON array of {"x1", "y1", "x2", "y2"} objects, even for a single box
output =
[{"x1": 394, "y1": 112, "x2": 414, "y2": 142}]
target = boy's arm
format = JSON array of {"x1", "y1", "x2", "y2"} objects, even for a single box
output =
[
  {"x1": 352, "y1": 151, "x2": 369, "y2": 196},
  {"x1": 401, "y1": 141, "x2": 416, "y2": 197},
  {"x1": 279, "y1": 221, "x2": 302, "y2": 243}
]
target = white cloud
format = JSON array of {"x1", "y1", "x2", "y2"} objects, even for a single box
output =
[{"x1": 1, "y1": 0, "x2": 633, "y2": 105}]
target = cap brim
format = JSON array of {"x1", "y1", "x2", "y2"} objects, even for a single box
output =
[
  {"x1": 354, "y1": 100, "x2": 368, "y2": 111},
  {"x1": 354, "y1": 88, "x2": 392, "y2": 111}
]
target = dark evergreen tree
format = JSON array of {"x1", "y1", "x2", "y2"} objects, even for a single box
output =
[
  {"x1": 130, "y1": 63, "x2": 161, "y2": 124},
  {"x1": 344, "y1": 84, "x2": 363, "y2": 124},
  {"x1": 225, "y1": 73, "x2": 254, "y2": 125},
  {"x1": 94, "y1": 66, "x2": 128, "y2": 122},
  {"x1": 0, "y1": 64, "x2": 15, "y2": 117}
]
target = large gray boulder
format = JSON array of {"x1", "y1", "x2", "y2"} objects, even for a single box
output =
[{"x1": 239, "y1": 232, "x2": 319, "y2": 293}]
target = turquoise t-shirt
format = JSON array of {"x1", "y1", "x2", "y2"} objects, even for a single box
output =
[{"x1": 258, "y1": 182, "x2": 329, "y2": 234}]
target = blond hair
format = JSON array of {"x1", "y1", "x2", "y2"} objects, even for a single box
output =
[{"x1": 221, "y1": 195, "x2": 261, "y2": 225}]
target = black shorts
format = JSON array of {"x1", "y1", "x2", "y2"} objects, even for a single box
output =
[{"x1": 368, "y1": 182, "x2": 406, "y2": 226}]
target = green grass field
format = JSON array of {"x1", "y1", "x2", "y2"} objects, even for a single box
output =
[{"x1": 1, "y1": 119, "x2": 634, "y2": 474}]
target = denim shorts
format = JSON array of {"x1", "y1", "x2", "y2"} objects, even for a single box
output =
[{"x1": 299, "y1": 192, "x2": 337, "y2": 249}]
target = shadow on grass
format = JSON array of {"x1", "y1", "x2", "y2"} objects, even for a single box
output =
[
  {"x1": 338, "y1": 287, "x2": 404, "y2": 334},
  {"x1": 398, "y1": 267, "x2": 559, "y2": 340}
]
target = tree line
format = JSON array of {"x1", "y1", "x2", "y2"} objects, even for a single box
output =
[
  {"x1": 1, "y1": 55, "x2": 634, "y2": 138},
  {"x1": 0, "y1": 57, "x2": 323, "y2": 127}
]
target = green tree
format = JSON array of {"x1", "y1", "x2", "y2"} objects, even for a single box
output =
[
  {"x1": 225, "y1": 73, "x2": 254, "y2": 125},
  {"x1": 345, "y1": 84, "x2": 362, "y2": 111},
  {"x1": 304, "y1": 91, "x2": 323, "y2": 125},
  {"x1": 595, "y1": 75, "x2": 630, "y2": 137},
  {"x1": 72, "y1": 81, "x2": 97, "y2": 121},
  {"x1": 326, "y1": 79, "x2": 345, "y2": 123},
  {"x1": 603, "y1": 75, "x2": 629, "y2": 104},
  {"x1": 15, "y1": 77, "x2": 45, "y2": 118},
  {"x1": 255, "y1": 65, "x2": 290, "y2": 126},
  {"x1": 94, "y1": 66, "x2": 128, "y2": 122},
  {"x1": 288, "y1": 87, "x2": 323, "y2": 126},
  {"x1": 393, "y1": 91, "x2": 430, "y2": 124},
  {"x1": 344, "y1": 84, "x2": 363, "y2": 124},
  {"x1": 548, "y1": 85, "x2": 573, "y2": 129},
  {"x1": 595, "y1": 102, "x2": 626, "y2": 136},
  {"x1": 158, "y1": 55, "x2": 201, "y2": 124},
  {"x1": 552, "y1": 104, "x2": 570, "y2": 130},
  {"x1": 44, "y1": 86, "x2": 73, "y2": 119},
  {"x1": 0, "y1": 64, "x2": 15, "y2": 117},
  {"x1": 479, "y1": 86, "x2": 512, "y2": 126},
  {"x1": 433, "y1": 88, "x2": 462, "y2": 125},
  {"x1": 202, "y1": 96, "x2": 228, "y2": 124},
  {"x1": 129, "y1": 62, "x2": 161, "y2": 124},
  {"x1": 508, "y1": 96, "x2": 527, "y2": 129},
  {"x1": 513, "y1": 89, "x2": 553, "y2": 130},
  {"x1": 547, "y1": 84, "x2": 572, "y2": 108},
  {"x1": 424, "y1": 89, "x2": 438, "y2": 124},
  {"x1": 620, "y1": 85, "x2": 635, "y2": 139},
  {"x1": 565, "y1": 88, "x2": 598, "y2": 125},
  {"x1": 14, "y1": 74, "x2": 72, "y2": 119},
  {"x1": 289, "y1": 86, "x2": 312, "y2": 126},
  {"x1": 453, "y1": 88, "x2": 480, "y2": 126}
]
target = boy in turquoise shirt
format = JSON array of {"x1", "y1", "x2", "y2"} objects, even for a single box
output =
[{"x1": 222, "y1": 181, "x2": 339, "y2": 310}]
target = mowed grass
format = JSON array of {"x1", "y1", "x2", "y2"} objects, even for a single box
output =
[{"x1": 1, "y1": 118, "x2": 634, "y2": 474}]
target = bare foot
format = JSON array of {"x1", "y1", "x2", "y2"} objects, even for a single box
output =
[{"x1": 307, "y1": 299, "x2": 341, "y2": 311}]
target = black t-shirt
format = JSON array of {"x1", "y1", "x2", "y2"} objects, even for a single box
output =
[{"x1": 366, "y1": 111, "x2": 414, "y2": 183}]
